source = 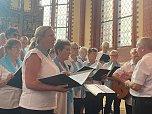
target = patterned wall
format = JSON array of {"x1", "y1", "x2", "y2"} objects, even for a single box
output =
[
  {"x1": 143, "y1": 0, "x2": 152, "y2": 37},
  {"x1": 84, "y1": 0, "x2": 92, "y2": 48},
  {"x1": 71, "y1": 0, "x2": 81, "y2": 43}
]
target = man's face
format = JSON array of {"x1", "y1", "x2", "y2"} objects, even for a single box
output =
[
  {"x1": 136, "y1": 42, "x2": 144, "y2": 58},
  {"x1": 130, "y1": 49, "x2": 140, "y2": 63}
]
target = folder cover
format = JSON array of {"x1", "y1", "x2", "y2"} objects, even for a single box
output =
[
  {"x1": 84, "y1": 84, "x2": 115, "y2": 96},
  {"x1": 92, "y1": 69, "x2": 110, "y2": 81},
  {"x1": 39, "y1": 69, "x2": 93, "y2": 88},
  {"x1": 99, "y1": 54, "x2": 110, "y2": 63},
  {"x1": 77, "y1": 66, "x2": 94, "y2": 72},
  {"x1": 107, "y1": 66, "x2": 120, "y2": 77},
  {"x1": 78, "y1": 62, "x2": 99, "y2": 72},
  {"x1": 7, "y1": 67, "x2": 22, "y2": 89}
]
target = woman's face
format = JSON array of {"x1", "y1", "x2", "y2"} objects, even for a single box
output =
[
  {"x1": 71, "y1": 44, "x2": 79, "y2": 56},
  {"x1": 88, "y1": 51, "x2": 97, "y2": 61},
  {"x1": 9, "y1": 44, "x2": 21, "y2": 59},
  {"x1": 109, "y1": 54, "x2": 118, "y2": 62},
  {"x1": 43, "y1": 28, "x2": 56, "y2": 49},
  {"x1": 59, "y1": 45, "x2": 71, "y2": 60}
]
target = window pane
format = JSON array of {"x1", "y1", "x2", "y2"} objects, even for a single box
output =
[
  {"x1": 100, "y1": 0, "x2": 114, "y2": 47},
  {"x1": 55, "y1": 0, "x2": 69, "y2": 40},
  {"x1": 117, "y1": 0, "x2": 133, "y2": 47},
  {"x1": 41, "y1": 0, "x2": 51, "y2": 6},
  {"x1": 102, "y1": 0, "x2": 113, "y2": 21},
  {"x1": 56, "y1": 5, "x2": 68, "y2": 27},
  {"x1": 118, "y1": 17, "x2": 132, "y2": 47},
  {"x1": 10, "y1": 0, "x2": 20, "y2": 10},
  {"x1": 101, "y1": 21, "x2": 113, "y2": 47},
  {"x1": 57, "y1": 0, "x2": 68, "y2": 4},
  {"x1": 54, "y1": 28, "x2": 68, "y2": 39},
  {"x1": 43, "y1": 6, "x2": 51, "y2": 26},
  {"x1": 121, "y1": 0, "x2": 133, "y2": 17}
]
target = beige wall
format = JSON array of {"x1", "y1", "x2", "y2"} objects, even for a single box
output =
[
  {"x1": 137, "y1": 0, "x2": 143, "y2": 39},
  {"x1": 71, "y1": 0, "x2": 92, "y2": 48},
  {"x1": 72, "y1": 0, "x2": 81, "y2": 43},
  {"x1": 84, "y1": 0, "x2": 92, "y2": 48}
]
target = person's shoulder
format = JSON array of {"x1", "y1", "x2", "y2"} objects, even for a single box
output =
[
  {"x1": 24, "y1": 49, "x2": 42, "y2": 62},
  {"x1": 141, "y1": 53, "x2": 152, "y2": 64}
]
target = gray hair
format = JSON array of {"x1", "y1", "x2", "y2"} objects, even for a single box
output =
[{"x1": 137, "y1": 37, "x2": 152, "y2": 50}]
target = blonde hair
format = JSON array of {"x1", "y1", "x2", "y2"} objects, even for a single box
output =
[
  {"x1": 101, "y1": 41, "x2": 109, "y2": 49},
  {"x1": 34, "y1": 26, "x2": 53, "y2": 44},
  {"x1": 27, "y1": 37, "x2": 36, "y2": 51},
  {"x1": 79, "y1": 46, "x2": 87, "y2": 53},
  {"x1": 27, "y1": 26, "x2": 53, "y2": 51},
  {"x1": 109, "y1": 50, "x2": 118, "y2": 56},
  {"x1": 70, "y1": 42, "x2": 79, "y2": 48}
]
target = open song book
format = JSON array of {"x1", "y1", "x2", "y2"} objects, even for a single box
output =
[
  {"x1": 84, "y1": 84, "x2": 115, "y2": 96},
  {"x1": 7, "y1": 67, "x2": 22, "y2": 89},
  {"x1": 39, "y1": 69, "x2": 93, "y2": 88},
  {"x1": 78, "y1": 62, "x2": 110, "y2": 81},
  {"x1": 99, "y1": 53, "x2": 110, "y2": 63}
]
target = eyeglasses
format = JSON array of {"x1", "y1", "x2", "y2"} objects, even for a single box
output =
[
  {"x1": 72, "y1": 47, "x2": 79, "y2": 50},
  {"x1": 110, "y1": 54, "x2": 118, "y2": 56},
  {"x1": 11, "y1": 46, "x2": 21, "y2": 50}
]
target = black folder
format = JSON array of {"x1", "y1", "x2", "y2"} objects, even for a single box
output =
[
  {"x1": 7, "y1": 67, "x2": 22, "y2": 89},
  {"x1": 39, "y1": 69, "x2": 93, "y2": 88},
  {"x1": 77, "y1": 66, "x2": 94, "y2": 72},
  {"x1": 107, "y1": 66, "x2": 120, "y2": 77},
  {"x1": 99, "y1": 53, "x2": 110, "y2": 63},
  {"x1": 92, "y1": 69, "x2": 110, "y2": 81}
]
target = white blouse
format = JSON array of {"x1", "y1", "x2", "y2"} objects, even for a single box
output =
[
  {"x1": 19, "y1": 49, "x2": 60, "y2": 110},
  {"x1": 0, "y1": 65, "x2": 21, "y2": 109},
  {"x1": 130, "y1": 53, "x2": 152, "y2": 97}
]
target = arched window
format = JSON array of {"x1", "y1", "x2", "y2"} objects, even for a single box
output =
[
  {"x1": 41, "y1": 0, "x2": 70, "y2": 40},
  {"x1": 100, "y1": 0, "x2": 113, "y2": 47},
  {"x1": 117, "y1": 0, "x2": 133, "y2": 47},
  {"x1": 41, "y1": 0, "x2": 52, "y2": 26},
  {"x1": 54, "y1": 0, "x2": 69, "y2": 40},
  {"x1": 100, "y1": 0, "x2": 133, "y2": 48}
]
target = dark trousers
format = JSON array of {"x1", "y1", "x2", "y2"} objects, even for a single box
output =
[
  {"x1": 104, "y1": 95, "x2": 121, "y2": 114},
  {"x1": 84, "y1": 92, "x2": 103, "y2": 114},
  {"x1": 132, "y1": 96, "x2": 152, "y2": 114},
  {"x1": 125, "y1": 103, "x2": 132, "y2": 114},
  {"x1": 0, "y1": 107, "x2": 21, "y2": 114},
  {"x1": 74, "y1": 98, "x2": 84, "y2": 114},
  {"x1": 20, "y1": 107, "x2": 54, "y2": 114}
]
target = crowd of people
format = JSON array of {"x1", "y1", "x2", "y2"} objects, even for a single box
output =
[{"x1": 0, "y1": 26, "x2": 152, "y2": 114}]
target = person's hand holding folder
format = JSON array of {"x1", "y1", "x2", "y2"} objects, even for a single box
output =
[
  {"x1": 54, "y1": 85, "x2": 69, "y2": 92},
  {"x1": 0, "y1": 73, "x2": 13, "y2": 87},
  {"x1": 39, "y1": 69, "x2": 93, "y2": 88},
  {"x1": 6, "y1": 73, "x2": 14, "y2": 81}
]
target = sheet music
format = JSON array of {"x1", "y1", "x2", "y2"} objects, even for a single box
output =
[
  {"x1": 89, "y1": 62, "x2": 98, "y2": 69},
  {"x1": 84, "y1": 84, "x2": 105, "y2": 96},
  {"x1": 84, "y1": 84, "x2": 115, "y2": 96},
  {"x1": 69, "y1": 70, "x2": 93, "y2": 85},
  {"x1": 95, "y1": 84, "x2": 115, "y2": 93}
]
